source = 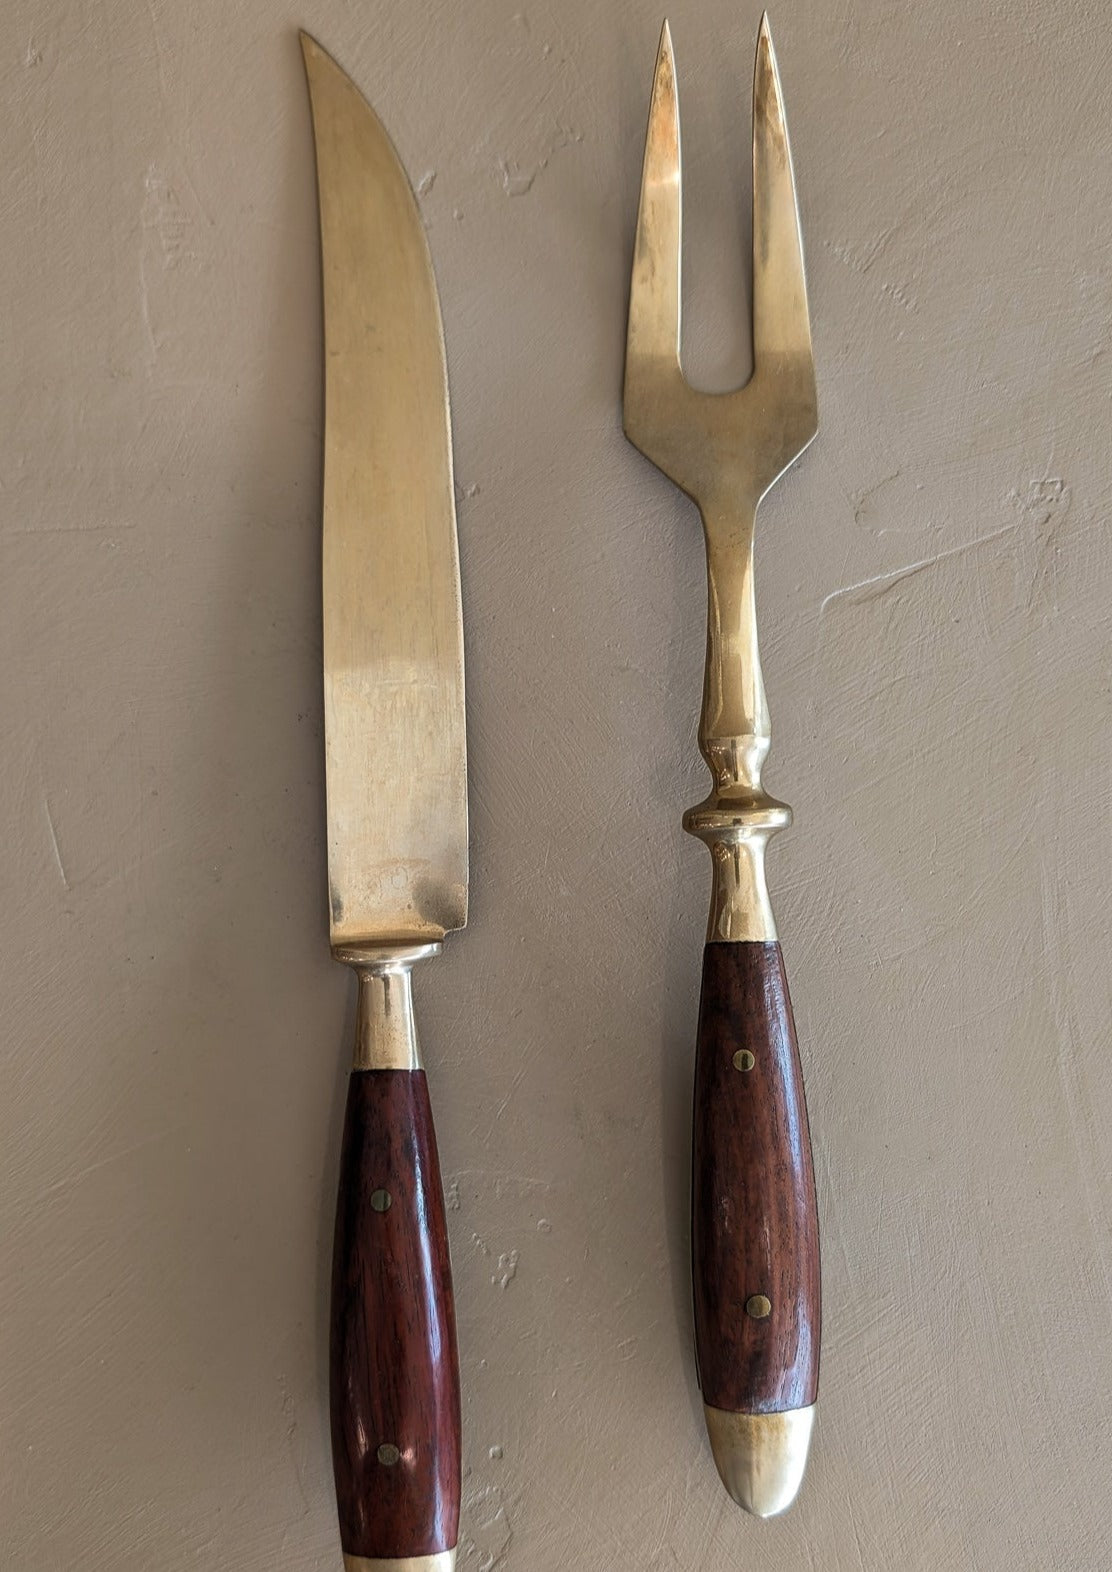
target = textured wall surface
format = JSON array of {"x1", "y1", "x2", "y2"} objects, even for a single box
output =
[{"x1": 2, "y1": 1, "x2": 1110, "y2": 1567}]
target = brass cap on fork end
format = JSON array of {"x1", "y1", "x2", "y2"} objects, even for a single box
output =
[{"x1": 703, "y1": 1403, "x2": 815, "y2": 1518}]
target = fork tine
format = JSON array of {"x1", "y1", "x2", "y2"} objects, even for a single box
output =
[
  {"x1": 625, "y1": 21, "x2": 682, "y2": 382},
  {"x1": 751, "y1": 15, "x2": 815, "y2": 393}
]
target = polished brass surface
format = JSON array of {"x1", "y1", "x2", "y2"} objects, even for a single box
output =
[
  {"x1": 745, "y1": 1293, "x2": 772, "y2": 1319},
  {"x1": 623, "y1": 16, "x2": 817, "y2": 944},
  {"x1": 343, "y1": 1556, "x2": 456, "y2": 1572},
  {"x1": 703, "y1": 1403, "x2": 815, "y2": 1518},
  {"x1": 335, "y1": 942, "x2": 443, "y2": 1070},
  {"x1": 303, "y1": 34, "x2": 468, "y2": 950}
]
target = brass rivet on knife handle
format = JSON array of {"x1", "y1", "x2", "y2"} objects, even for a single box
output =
[{"x1": 623, "y1": 16, "x2": 821, "y2": 1517}]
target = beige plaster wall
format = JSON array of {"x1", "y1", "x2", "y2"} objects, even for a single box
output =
[{"x1": 2, "y1": 0, "x2": 1110, "y2": 1566}]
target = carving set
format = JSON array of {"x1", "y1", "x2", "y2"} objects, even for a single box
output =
[{"x1": 301, "y1": 16, "x2": 821, "y2": 1565}]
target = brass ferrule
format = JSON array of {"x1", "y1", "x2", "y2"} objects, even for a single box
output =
[
  {"x1": 343, "y1": 1554, "x2": 456, "y2": 1571},
  {"x1": 333, "y1": 942, "x2": 442, "y2": 1070}
]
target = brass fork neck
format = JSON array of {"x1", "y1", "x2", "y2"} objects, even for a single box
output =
[
  {"x1": 684, "y1": 504, "x2": 791, "y2": 943},
  {"x1": 699, "y1": 512, "x2": 768, "y2": 789}
]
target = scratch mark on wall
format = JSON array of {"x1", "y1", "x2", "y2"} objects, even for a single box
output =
[
  {"x1": 7, "y1": 523, "x2": 134, "y2": 538},
  {"x1": 852, "y1": 468, "x2": 901, "y2": 528},
  {"x1": 881, "y1": 278, "x2": 918, "y2": 314},
  {"x1": 139, "y1": 162, "x2": 203, "y2": 368},
  {"x1": 823, "y1": 230, "x2": 897, "y2": 276},
  {"x1": 278, "y1": 1374, "x2": 310, "y2": 1515},
  {"x1": 453, "y1": 1167, "x2": 551, "y2": 1198},
  {"x1": 40, "y1": 1133, "x2": 169, "y2": 1199},
  {"x1": 1043, "y1": 865, "x2": 1112, "y2": 1311},
  {"x1": 43, "y1": 795, "x2": 69, "y2": 888},
  {"x1": 820, "y1": 520, "x2": 1020, "y2": 613},
  {"x1": 138, "y1": 258, "x2": 158, "y2": 367},
  {"x1": 824, "y1": 230, "x2": 916, "y2": 310}
]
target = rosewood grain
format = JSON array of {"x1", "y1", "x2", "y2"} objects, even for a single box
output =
[
  {"x1": 692, "y1": 941, "x2": 820, "y2": 1414},
  {"x1": 330, "y1": 1069, "x2": 460, "y2": 1558}
]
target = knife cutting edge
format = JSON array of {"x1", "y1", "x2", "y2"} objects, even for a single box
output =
[
  {"x1": 623, "y1": 16, "x2": 822, "y2": 1517},
  {"x1": 302, "y1": 33, "x2": 465, "y2": 1570}
]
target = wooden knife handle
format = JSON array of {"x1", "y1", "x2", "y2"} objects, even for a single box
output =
[
  {"x1": 330, "y1": 1065, "x2": 460, "y2": 1562},
  {"x1": 692, "y1": 941, "x2": 820, "y2": 1419}
]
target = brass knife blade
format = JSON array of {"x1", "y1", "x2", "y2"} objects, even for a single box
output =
[{"x1": 302, "y1": 33, "x2": 467, "y2": 949}]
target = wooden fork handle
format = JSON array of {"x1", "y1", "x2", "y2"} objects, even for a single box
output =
[{"x1": 691, "y1": 940, "x2": 820, "y2": 1513}]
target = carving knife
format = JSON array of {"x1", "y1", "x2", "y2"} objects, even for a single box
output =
[{"x1": 302, "y1": 34, "x2": 464, "y2": 1571}]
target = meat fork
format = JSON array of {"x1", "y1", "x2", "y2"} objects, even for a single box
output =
[{"x1": 623, "y1": 16, "x2": 821, "y2": 1517}]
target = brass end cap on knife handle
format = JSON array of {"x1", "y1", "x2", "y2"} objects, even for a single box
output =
[
  {"x1": 343, "y1": 1554, "x2": 456, "y2": 1571},
  {"x1": 703, "y1": 1404, "x2": 815, "y2": 1519},
  {"x1": 334, "y1": 943, "x2": 443, "y2": 1071}
]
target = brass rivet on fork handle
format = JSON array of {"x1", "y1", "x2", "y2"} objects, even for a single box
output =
[{"x1": 623, "y1": 14, "x2": 822, "y2": 1518}]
